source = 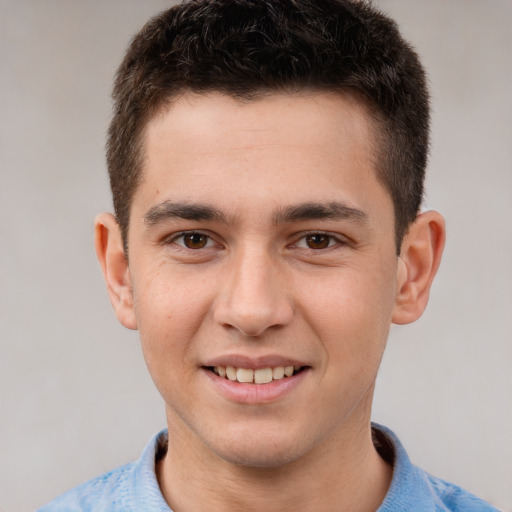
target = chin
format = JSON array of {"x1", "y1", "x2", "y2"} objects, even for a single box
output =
[
  {"x1": 219, "y1": 446, "x2": 300, "y2": 468},
  {"x1": 207, "y1": 429, "x2": 310, "y2": 469}
]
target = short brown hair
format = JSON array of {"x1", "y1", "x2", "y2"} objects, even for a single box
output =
[{"x1": 107, "y1": 0, "x2": 429, "y2": 253}]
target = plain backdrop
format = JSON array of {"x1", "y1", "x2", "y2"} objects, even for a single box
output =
[{"x1": 1, "y1": 1, "x2": 511, "y2": 510}]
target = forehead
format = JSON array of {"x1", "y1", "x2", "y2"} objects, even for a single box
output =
[
  {"x1": 145, "y1": 90, "x2": 376, "y2": 161},
  {"x1": 133, "y1": 91, "x2": 391, "y2": 227}
]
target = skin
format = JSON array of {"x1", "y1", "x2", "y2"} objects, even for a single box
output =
[{"x1": 96, "y1": 91, "x2": 445, "y2": 511}]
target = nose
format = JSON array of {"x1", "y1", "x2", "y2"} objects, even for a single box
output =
[{"x1": 213, "y1": 246, "x2": 294, "y2": 337}]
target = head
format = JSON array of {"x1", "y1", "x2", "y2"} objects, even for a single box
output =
[
  {"x1": 95, "y1": 0, "x2": 445, "y2": 473},
  {"x1": 106, "y1": 0, "x2": 430, "y2": 255}
]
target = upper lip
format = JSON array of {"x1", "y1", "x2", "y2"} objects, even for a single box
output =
[{"x1": 203, "y1": 354, "x2": 309, "y2": 369}]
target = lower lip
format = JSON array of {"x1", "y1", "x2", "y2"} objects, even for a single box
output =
[{"x1": 202, "y1": 368, "x2": 309, "y2": 404}]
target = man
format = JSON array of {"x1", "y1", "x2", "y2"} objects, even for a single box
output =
[{"x1": 39, "y1": 0, "x2": 498, "y2": 510}]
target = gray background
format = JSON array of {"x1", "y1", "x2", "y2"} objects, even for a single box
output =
[{"x1": 1, "y1": 1, "x2": 511, "y2": 510}]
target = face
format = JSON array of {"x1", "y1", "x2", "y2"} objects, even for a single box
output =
[{"x1": 125, "y1": 92, "x2": 402, "y2": 467}]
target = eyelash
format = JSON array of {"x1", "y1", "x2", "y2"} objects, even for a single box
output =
[
  {"x1": 167, "y1": 231, "x2": 219, "y2": 250},
  {"x1": 166, "y1": 230, "x2": 345, "y2": 252},
  {"x1": 292, "y1": 231, "x2": 346, "y2": 251}
]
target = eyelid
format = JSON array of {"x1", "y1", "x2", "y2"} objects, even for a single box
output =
[
  {"x1": 163, "y1": 230, "x2": 348, "y2": 251},
  {"x1": 165, "y1": 230, "x2": 219, "y2": 249},
  {"x1": 291, "y1": 231, "x2": 347, "y2": 250}
]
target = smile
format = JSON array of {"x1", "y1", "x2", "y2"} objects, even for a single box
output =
[{"x1": 210, "y1": 365, "x2": 304, "y2": 384}]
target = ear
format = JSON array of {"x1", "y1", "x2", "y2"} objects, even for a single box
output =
[
  {"x1": 392, "y1": 210, "x2": 446, "y2": 325},
  {"x1": 94, "y1": 213, "x2": 138, "y2": 330}
]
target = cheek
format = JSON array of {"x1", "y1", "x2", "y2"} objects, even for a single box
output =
[
  {"x1": 300, "y1": 264, "x2": 396, "y2": 361},
  {"x1": 131, "y1": 265, "x2": 215, "y2": 369},
  {"x1": 307, "y1": 265, "x2": 395, "y2": 321}
]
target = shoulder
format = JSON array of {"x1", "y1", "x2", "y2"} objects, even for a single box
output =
[
  {"x1": 424, "y1": 473, "x2": 501, "y2": 512},
  {"x1": 37, "y1": 429, "x2": 171, "y2": 512},
  {"x1": 373, "y1": 424, "x2": 500, "y2": 512},
  {"x1": 36, "y1": 462, "x2": 137, "y2": 512}
]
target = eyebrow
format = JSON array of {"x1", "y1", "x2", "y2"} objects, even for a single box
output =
[
  {"x1": 143, "y1": 200, "x2": 367, "y2": 227},
  {"x1": 144, "y1": 201, "x2": 228, "y2": 226},
  {"x1": 272, "y1": 201, "x2": 367, "y2": 225}
]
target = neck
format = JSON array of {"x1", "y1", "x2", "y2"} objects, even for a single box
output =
[{"x1": 157, "y1": 417, "x2": 392, "y2": 512}]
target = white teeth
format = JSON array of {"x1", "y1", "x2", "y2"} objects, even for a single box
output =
[
  {"x1": 272, "y1": 366, "x2": 285, "y2": 380},
  {"x1": 254, "y1": 368, "x2": 273, "y2": 384},
  {"x1": 226, "y1": 366, "x2": 237, "y2": 381},
  {"x1": 212, "y1": 365, "x2": 302, "y2": 384},
  {"x1": 237, "y1": 368, "x2": 254, "y2": 383}
]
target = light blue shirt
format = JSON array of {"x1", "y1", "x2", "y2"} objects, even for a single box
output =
[{"x1": 38, "y1": 424, "x2": 499, "y2": 511}]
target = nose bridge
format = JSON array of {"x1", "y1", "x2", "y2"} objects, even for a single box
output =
[{"x1": 214, "y1": 241, "x2": 292, "y2": 337}]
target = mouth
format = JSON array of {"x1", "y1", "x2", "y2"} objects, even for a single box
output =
[{"x1": 205, "y1": 365, "x2": 307, "y2": 384}]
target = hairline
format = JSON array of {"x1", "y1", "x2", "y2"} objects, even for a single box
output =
[{"x1": 120, "y1": 86, "x2": 402, "y2": 256}]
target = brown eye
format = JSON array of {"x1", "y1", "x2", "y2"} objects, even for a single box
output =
[
  {"x1": 305, "y1": 234, "x2": 331, "y2": 249},
  {"x1": 183, "y1": 233, "x2": 209, "y2": 249}
]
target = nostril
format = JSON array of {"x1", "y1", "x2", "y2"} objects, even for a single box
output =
[{"x1": 214, "y1": 270, "x2": 293, "y2": 338}]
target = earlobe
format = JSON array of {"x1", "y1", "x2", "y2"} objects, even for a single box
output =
[
  {"x1": 392, "y1": 210, "x2": 446, "y2": 325},
  {"x1": 94, "y1": 213, "x2": 138, "y2": 330}
]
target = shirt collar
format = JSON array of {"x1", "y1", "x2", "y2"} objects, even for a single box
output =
[{"x1": 132, "y1": 424, "x2": 444, "y2": 512}]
